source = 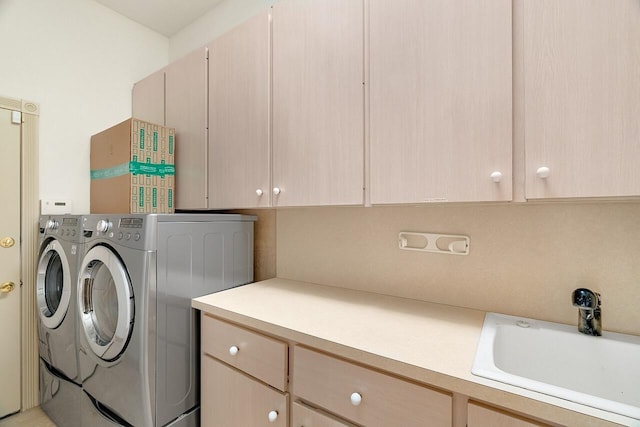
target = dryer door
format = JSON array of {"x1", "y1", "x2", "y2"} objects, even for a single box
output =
[
  {"x1": 78, "y1": 245, "x2": 134, "y2": 361},
  {"x1": 37, "y1": 240, "x2": 72, "y2": 329}
]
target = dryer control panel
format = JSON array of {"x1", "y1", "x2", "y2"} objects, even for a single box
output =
[{"x1": 84, "y1": 215, "x2": 156, "y2": 251}]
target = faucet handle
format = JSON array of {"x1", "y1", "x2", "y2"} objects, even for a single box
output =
[
  {"x1": 572, "y1": 288, "x2": 601, "y2": 310},
  {"x1": 572, "y1": 288, "x2": 602, "y2": 336}
]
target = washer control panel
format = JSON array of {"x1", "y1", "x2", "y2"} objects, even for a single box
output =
[{"x1": 40, "y1": 216, "x2": 80, "y2": 239}]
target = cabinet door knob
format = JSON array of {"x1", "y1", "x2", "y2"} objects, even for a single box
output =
[
  {"x1": 273, "y1": 187, "x2": 281, "y2": 195},
  {"x1": 350, "y1": 392, "x2": 362, "y2": 406},
  {"x1": 490, "y1": 171, "x2": 503, "y2": 183},
  {"x1": 228, "y1": 345, "x2": 239, "y2": 356},
  {"x1": 536, "y1": 166, "x2": 551, "y2": 179},
  {"x1": 256, "y1": 189, "x2": 263, "y2": 197},
  {"x1": 268, "y1": 410, "x2": 278, "y2": 422}
]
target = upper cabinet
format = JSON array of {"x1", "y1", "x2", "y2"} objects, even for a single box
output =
[
  {"x1": 272, "y1": 0, "x2": 364, "y2": 207},
  {"x1": 165, "y1": 47, "x2": 209, "y2": 209},
  {"x1": 524, "y1": 0, "x2": 640, "y2": 199},
  {"x1": 132, "y1": 49, "x2": 208, "y2": 210},
  {"x1": 369, "y1": 0, "x2": 513, "y2": 204},
  {"x1": 208, "y1": 11, "x2": 270, "y2": 209},
  {"x1": 132, "y1": 0, "x2": 640, "y2": 208},
  {"x1": 132, "y1": 69, "x2": 165, "y2": 125}
]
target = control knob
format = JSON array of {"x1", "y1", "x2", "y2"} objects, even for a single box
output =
[
  {"x1": 96, "y1": 220, "x2": 112, "y2": 233},
  {"x1": 45, "y1": 219, "x2": 59, "y2": 231}
]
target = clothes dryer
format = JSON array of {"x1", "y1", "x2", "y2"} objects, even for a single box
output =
[
  {"x1": 77, "y1": 214, "x2": 256, "y2": 427},
  {"x1": 37, "y1": 215, "x2": 84, "y2": 427}
]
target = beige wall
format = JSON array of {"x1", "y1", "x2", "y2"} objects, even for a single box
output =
[{"x1": 275, "y1": 202, "x2": 640, "y2": 336}]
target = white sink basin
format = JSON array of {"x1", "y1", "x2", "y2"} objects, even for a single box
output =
[{"x1": 472, "y1": 312, "x2": 640, "y2": 420}]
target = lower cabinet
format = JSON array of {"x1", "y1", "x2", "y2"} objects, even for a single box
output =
[
  {"x1": 293, "y1": 346, "x2": 452, "y2": 427},
  {"x1": 467, "y1": 401, "x2": 549, "y2": 427},
  {"x1": 201, "y1": 356, "x2": 288, "y2": 426},
  {"x1": 200, "y1": 314, "x2": 553, "y2": 427},
  {"x1": 291, "y1": 402, "x2": 357, "y2": 427}
]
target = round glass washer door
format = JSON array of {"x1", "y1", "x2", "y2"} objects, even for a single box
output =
[
  {"x1": 78, "y1": 245, "x2": 134, "y2": 361},
  {"x1": 36, "y1": 240, "x2": 71, "y2": 329}
]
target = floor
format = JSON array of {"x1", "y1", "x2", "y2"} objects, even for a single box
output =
[{"x1": 0, "y1": 408, "x2": 55, "y2": 427}]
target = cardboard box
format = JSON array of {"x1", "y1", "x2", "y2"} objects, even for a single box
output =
[{"x1": 90, "y1": 118, "x2": 175, "y2": 214}]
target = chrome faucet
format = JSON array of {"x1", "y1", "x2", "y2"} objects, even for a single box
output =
[{"x1": 571, "y1": 288, "x2": 602, "y2": 336}]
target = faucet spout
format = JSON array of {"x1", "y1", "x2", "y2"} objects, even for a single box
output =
[{"x1": 571, "y1": 288, "x2": 602, "y2": 336}]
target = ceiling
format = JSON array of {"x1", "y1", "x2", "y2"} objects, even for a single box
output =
[{"x1": 93, "y1": 0, "x2": 225, "y2": 37}]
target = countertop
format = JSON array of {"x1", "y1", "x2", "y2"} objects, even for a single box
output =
[{"x1": 192, "y1": 278, "x2": 636, "y2": 427}]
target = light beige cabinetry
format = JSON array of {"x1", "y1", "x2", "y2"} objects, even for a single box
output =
[
  {"x1": 293, "y1": 346, "x2": 452, "y2": 427},
  {"x1": 207, "y1": 11, "x2": 271, "y2": 209},
  {"x1": 132, "y1": 69, "x2": 165, "y2": 125},
  {"x1": 467, "y1": 401, "x2": 549, "y2": 427},
  {"x1": 523, "y1": 0, "x2": 640, "y2": 199},
  {"x1": 369, "y1": 0, "x2": 513, "y2": 204},
  {"x1": 165, "y1": 47, "x2": 208, "y2": 209},
  {"x1": 291, "y1": 402, "x2": 356, "y2": 427},
  {"x1": 132, "y1": 49, "x2": 208, "y2": 210},
  {"x1": 272, "y1": 0, "x2": 364, "y2": 207},
  {"x1": 201, "y1": 314, "x2": 288, "y2": 426},
  {"x1": 202, "y1": 358, "x2": 288, "y2": 426}
]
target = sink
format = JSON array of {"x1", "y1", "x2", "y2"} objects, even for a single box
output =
[{"x1": 472, "y1": 312, "x2": 640, "y2": 419}]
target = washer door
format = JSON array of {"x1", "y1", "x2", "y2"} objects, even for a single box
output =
[
  {"x1": 77, "y1": 246, "x2": 134, "y2": 362},
  {"x1": 37, "y1": 240, "x2": 71, "y2": 329}
]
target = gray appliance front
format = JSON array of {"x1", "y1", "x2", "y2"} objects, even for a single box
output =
[
  {"x1": 77, "y1": 243, "x2": 153, "y2": 427},
  {"x1": 37, "y1": 216, "x2": 83, "y2": 383},
  {"x1": 155, "y1": 220, "x2": 254, "y2": 426},
  {"x1": 39, "y1": 358, "x2": 82, "y2": 427}
]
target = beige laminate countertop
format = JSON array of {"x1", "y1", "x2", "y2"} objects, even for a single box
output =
[{"x1": 192, "y1": 278, "x2": 637, "y2": 427}]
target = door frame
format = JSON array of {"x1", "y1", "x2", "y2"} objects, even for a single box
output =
[{"x1": 0, "y1": 95, "x2": 40, "y2": 411}]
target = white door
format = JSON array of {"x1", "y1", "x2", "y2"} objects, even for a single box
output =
[{"x1": 0, "y1": 107, "x2": 22, "y2": 417}]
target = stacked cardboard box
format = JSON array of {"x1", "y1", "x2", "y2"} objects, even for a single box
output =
[{"x1": 90, "y1": 118, "x2": 175, "y2": 213}]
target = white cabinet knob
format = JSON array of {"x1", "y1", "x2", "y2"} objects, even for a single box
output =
[
  {"x1": 256, "y1": 189, "x2": 263, "y2": 197},
  {"x1": 536, "y1": 166, "x2": 551, "y2": 179},
  {"x1": 490, "y1": 171, "x2": 503, "y2": 183},
  {"x1": 268, "y1": 410, "x2": 278, "y2": 422},
  {"x1": 350, "y1": 392, "x2": 362, "y2": 406},
  {"x1": 228, "y1": 346, "x2": 239, "y2": 356},
  {"x1": 273, "y1": 187, "x2": 281, "y2": 195}
]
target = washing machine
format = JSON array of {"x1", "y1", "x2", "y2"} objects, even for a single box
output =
[
  {"x1": 77, "y1": 213, "x2": 256, "y2": 427},
  {"x1": 37, "y1": 215, "x2": 84, "y2": 427}
]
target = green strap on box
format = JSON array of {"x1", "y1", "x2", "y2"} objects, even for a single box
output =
[{"x1": 90, "y1": 161, "x2": 175, "y2": 180}]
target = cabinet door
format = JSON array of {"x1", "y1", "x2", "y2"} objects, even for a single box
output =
[
  {"x1": 202, "y1": 355, "x2": 288, "y2": 427},
  {"x1": 201, "y1": 314, "x2": 288, "y2": 391},
  {"x1": 272, "y1": 0, "x2": 364, "y2": 207},
  {"x1": 165, "y1": 48, "x2": 208, "y2": 209},
  {"x1": 208, "y1": 11, "x2": 271, "y2": 209},
  {"x1": 132, "y1": 69, "x2": 165, "y2": 125},
  {"x1": 292, "y1": 401, "x2": 356, "y2": 427},
  {"x1": 524, "y1": 0, "x2": 640, "y2": 199},
  {"x1": 293, "y1": 346, "x2": 452, "y2": 427},
  {"x1": 467, "y1": 401, "x2": 549, "y2": 427},
  {"x1": 370, "y1": 0, "x2": 512, "y2": 204}
]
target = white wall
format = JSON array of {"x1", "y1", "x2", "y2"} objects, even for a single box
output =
[
  {"x1": 0, "y1": 0, "x2": 168, "y2": 213},
  {"x1": 169, "y1": 0, "x2": 272, "y2": 60}
]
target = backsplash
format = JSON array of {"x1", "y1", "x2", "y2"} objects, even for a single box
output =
[{"x1": 275, "y1": 202, "x2": 640, "y2": 336}]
